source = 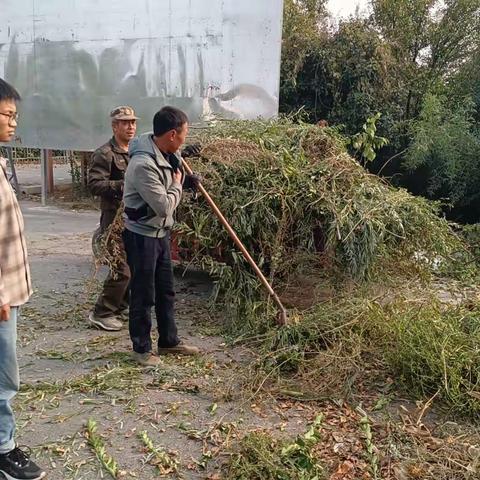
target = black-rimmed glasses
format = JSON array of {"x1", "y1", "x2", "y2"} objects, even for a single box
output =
[{"x1": 0, "y1": 112, "x2": 19, "y2": 123}]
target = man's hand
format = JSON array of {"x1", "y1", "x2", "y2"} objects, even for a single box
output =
[
  {"x1": 0, "y1": 304, "x2": 10, "y2": 322},
  {"x1": 181, "y1": 143, "x2": 202, "y2": 158},
  {"x1": 183, "y1": 173, "x2": 202, "y2": 192},
  {"x1": 173, "y1": 170, "x2": 182, "y2": 184}
]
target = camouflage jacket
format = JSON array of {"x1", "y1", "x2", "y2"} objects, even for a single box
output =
[{"x1": 88, "y1": 137, "x2": 129, "y2": 212}]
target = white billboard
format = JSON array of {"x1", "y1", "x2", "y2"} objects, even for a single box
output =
[{"x1": 0, "y1": 0, "x2": 284, "y2": 149}]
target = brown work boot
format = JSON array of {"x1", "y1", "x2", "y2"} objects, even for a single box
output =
[
  {"x1": 132, "y1": 351, "x2": 162, "y2": 367},
  {"x1": 158, "y1": 341, "x2": 200, "y2": 356}
]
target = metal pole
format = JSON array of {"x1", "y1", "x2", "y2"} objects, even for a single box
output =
[
  {"x1": 182, "y1": 159, "x2": 288, "y2": 325},
  {"x1": 46, "y1": 149, "x2": 54, "y2": 193},
  {"x1": 41, "y1": 149, "x2": 48, "y2": 206}
]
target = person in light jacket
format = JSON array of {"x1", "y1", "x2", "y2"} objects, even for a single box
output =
[{"x1": 0, "y1": 78, "x2": 45, "y2": 480}]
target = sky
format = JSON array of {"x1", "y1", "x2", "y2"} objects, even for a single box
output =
[{"x1": 326, "y1": 0, "x2": 371, "y2": 19}]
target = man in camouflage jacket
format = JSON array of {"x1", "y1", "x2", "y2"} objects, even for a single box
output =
[{"x1": 87, "y1": 106, "x2": 138, "y2": 331}]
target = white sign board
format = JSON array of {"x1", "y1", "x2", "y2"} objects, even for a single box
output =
[{"x1": 0, "y1": 0, "x2": 283, "y2": 149}]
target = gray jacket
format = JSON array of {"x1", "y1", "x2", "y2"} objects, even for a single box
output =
[{"x1": 123, "y1": 133, "x2": 183, "y2": 238}]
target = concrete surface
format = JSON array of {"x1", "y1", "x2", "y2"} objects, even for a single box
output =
[{"x1": 15, "y1": 163, "x2": 72, "y2": 188}]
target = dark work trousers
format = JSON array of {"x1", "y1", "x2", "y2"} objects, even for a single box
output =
[
  {"x1": 123, "y1": 229, "x2": 180, "y2": 353},
  {"x1": 94, "y1": 209, "x2": 130, "y2": 318}
]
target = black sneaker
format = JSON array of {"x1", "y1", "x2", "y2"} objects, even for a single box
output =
[{"x1": 0, "y1": 446, "x2": 46, "y2": 480}]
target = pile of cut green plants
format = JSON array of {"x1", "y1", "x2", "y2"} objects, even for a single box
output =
[
  {"x1": 174, "y1": 118, "x2": 480, "y2": 418},
  {"x1": 177, "y1": 118, "x2": 470, "y2": 323}
]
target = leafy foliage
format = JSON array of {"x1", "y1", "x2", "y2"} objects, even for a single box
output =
[
  {"x1": 349, "y1": 112, "x2": 388, "y2": 164},
  {"x1": 224, "y1": 415, "x2": 324, "y2": 480},
  {"x1": 178, "y1": 118, "x2": 465, "y2": 325},
  {"x1": 405, "y1": 94, "x2": 480, "y2": 208}
]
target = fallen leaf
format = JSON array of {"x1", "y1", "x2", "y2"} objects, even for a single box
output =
[{"x1": 329, "y1": 460, "x2": 354, "y2": 480}]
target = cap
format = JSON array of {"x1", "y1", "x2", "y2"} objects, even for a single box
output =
[{"x1": 110, "y1": 106, "x2": 139, "y2": 121}]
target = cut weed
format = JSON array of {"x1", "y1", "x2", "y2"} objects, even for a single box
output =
[
  {"x1": 85, "y1": 418, "x2": 120, "y2": 478},
  {"x1": 138, "y1": 430, "x2": 179, "y2": 476},
  {"x1": 223, "y1": 414, "x2": 324, "y2": 479}
]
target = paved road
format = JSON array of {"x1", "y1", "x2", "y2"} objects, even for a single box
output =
[
  {"x1": 22, "y1": 200, "x2": 98, "y2": 239},
  {"x1": 15, "y1": 163, "x2": 72, "y2": 186}
]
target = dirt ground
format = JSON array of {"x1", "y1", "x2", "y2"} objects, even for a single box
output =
[{"x1": 4, "y1": 199, "x2": 479, "y2": 480}]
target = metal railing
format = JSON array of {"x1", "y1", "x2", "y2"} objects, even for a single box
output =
[{"x1": 8, "y1": 147, "x2": 70, "y2": 165}]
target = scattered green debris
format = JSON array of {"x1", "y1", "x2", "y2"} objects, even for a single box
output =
[
  {"x1": 224, "y1": 414, "x2": 324, "y2": 479},
  {"x1": 138, "y1": 430, "x2": 179, "y2": 476},
  {"x1": 85, "y1": 418, "x2": 120, "y2": 478},
  {"x1": 36, "y1": 349, "x2": 77, "y2": 362},
  {"x1": 208, "y1": 402, "x2": 218, "y2": 415},
  {"x1": 18, "y1": 362, "x2": 146, "y2": 406},
  {"x1": 358, "y1": 408, "x2": 381, "y2": 479}
]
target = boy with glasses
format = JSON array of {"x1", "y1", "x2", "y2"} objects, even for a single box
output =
[{"x1": 0, "y1": 78, "x2": 45, "y2": 480}]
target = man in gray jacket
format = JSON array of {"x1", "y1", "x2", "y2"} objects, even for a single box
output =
[{"x1": 123, "y1": 106, "x2": 199, "y2": 366}]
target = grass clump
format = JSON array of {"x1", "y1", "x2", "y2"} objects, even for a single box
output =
[
  {"x1": 223, "y1": 414, "x2": 324, "y2": 480},
  {"x1": 247, "y1": 292, "x2": 480, "y2": 418},
  {"x1": 371, "y1": 300, "x2": 480, "y2": 416}
]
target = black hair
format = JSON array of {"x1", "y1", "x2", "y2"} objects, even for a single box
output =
[
  {"x1": 0, "y1": 78, "x2": 21, "y2": 102},
  {"x1": 153, "y1": 106, "x2": 188, "y2": 136}
]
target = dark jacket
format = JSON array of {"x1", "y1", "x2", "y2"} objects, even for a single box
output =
[{"x1": 88, "y1": 137, "x2": 129, "y2": 215}]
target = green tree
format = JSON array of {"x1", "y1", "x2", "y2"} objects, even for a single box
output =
[
  {"x1": 280, "y1": 0, "x2": 328, "y2": 89},
  {"x1": 448, "y1": 46, "x2": 480, "y2": 121},
  {"x1": 371, "y1": 0, "x2": 480, "y2": 121},
  {"x1": 405, "y1": 94, "x2": 480, "y2": 210},
  {"x1": 281, "y1": 18, "x2": 402, "y2": 136}
]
